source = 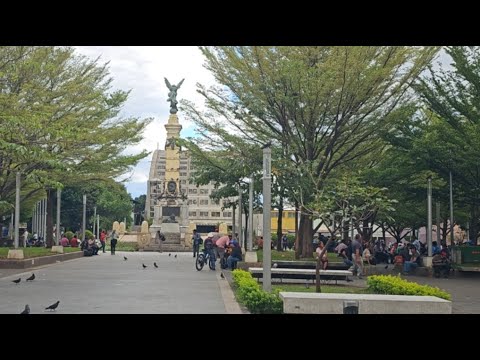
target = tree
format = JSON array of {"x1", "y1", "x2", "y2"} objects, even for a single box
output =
[
  {"x1": 0, "y1": 46, "x2": 151, "y2": 246},
  {"x1": 415, "y1": 46, "x2": 480, "y2": 243},
  {"x1": 183, "y1": 46, "x2": 438, "y2": 258}
]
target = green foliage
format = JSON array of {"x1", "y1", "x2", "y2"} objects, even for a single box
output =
[
  {"x1": 64, "y1": 231, "x2": 74, "y2": 240},
  {"x1": 366, "y1": 275, "x2": 451, "y2": 300},
  {"x1": 85, "y1": 230, "x2": 94, "y2": 240},
  {"x1": 232, "y1": 269, "x2": 283, "y2": 314},
  {"x1": 182, "y1": 46, "x2": 438, "y2": 256}
]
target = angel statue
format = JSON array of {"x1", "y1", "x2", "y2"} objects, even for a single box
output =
[{"x1": 164, "y1": 77, "x2": 185, "y2": 114}]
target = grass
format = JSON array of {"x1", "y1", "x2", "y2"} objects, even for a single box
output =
[
  {"x1": 105, "y1": 242, "x2": 138, "y2": 252},
  {"x1": 272, "y1": 283, "x2": 371, "y2": 294},
  {"x1": 0, "y1": 247, "x2": 81, "y2": 259},
  {"x1": 256, "y1": 249, "x2": 340, "y2": 263}
]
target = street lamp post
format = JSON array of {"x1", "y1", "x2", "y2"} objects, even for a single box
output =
[
  {"x1": 427, "y1": 177, "x2": 432, "y2": 257},
  {"x1": 449, "y1": 171, "x2": 454, "y2": 245},
  {"x1": 262, "y1": 143, "x2": 272, "y2": 292},
  {"x1": 82, "y1": 194, "x2": 87, "y2": 241}
]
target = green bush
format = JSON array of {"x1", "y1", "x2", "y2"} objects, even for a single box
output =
[
  {"x1": 232, "y1": 269, "x2": 283, "y2": 314},
  {"x1": 85, "y1": 230, "x2": 94, "y2": 239},
  {"x1": 64, "y1": 231, "x2": 74, "y2": 240},
  {"x1": 367, "y1": 275, "x2": 451, "y2": 300}
]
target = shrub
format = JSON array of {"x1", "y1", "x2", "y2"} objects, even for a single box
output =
[
  {"x1": 367, "y1": 275, "x2": 451, "y2": 300},
  {"x1": 64, "y1": 231, "x2": 74, "y2": 240},
  {"x1": 85, "y1": 230, "x2": 94, "y2": 239},
  {"x1": 232, "y1": 269, "x2": 283, "y2": 314}
]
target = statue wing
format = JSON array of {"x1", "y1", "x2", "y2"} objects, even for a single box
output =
[
  {"x1": 164, "y1": 77, "x2": 172, "y2": 90},
  {"x1": 176, "y1": 78, "x2": 185, "y2": 88}
]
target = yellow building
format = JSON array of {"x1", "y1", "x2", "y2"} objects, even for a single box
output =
[{"x1": 271, "y1": 209, "x2": 297, "y2": 233}]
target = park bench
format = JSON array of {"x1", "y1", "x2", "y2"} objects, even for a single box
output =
[
  {"x1": 272, "y1": 260, "x2": 350, "y2": 271},
  {"x1": 248, "y1": 267, "x2": 353, "y2": 285}
]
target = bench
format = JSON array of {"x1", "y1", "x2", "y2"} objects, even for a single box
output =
[
  {"x1": 248, "y1": 267, "x2": 353, "y2": 285},
  {"x1": 279, "y1": 292, "x2": 452, "y2": 314},
  {"x1": 272, "y1": 261, "x2": 350, "y2": 271}
]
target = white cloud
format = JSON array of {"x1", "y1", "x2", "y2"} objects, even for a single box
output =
[{"x1": 74, "y1": 46, "x2": 217, "y2": 197}]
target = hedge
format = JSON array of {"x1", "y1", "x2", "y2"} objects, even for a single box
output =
[
  {"x1": 232, "y1": 269, "x2": 283, "y2": 314},
  {"x1": 367, "y1": 275, "x2": 451, "y2": 300}
]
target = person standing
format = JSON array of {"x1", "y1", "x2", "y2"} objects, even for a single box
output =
[
  {"x1": 281, "y1": 234, "x2": 288, "y2": 251},
  {"x1": 110, "y1": 230, "x2": 118, "y2": 255},
  {"x1": 155, "y1": 230, "x2": 165, "y2": 253},
  {"x1": 192, "y1": 229, "x2": 202, "y2": 258},
  {"x1": 100, "y1": 230, "x2": 106, "y2": 253}
]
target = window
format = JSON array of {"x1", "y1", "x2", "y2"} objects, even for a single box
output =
[
  {"x1": 180, "y1": 172, "x2": 187, "y2": 177},
  {"x1": 179, "y1": 165, "x2": 187, "y2": 170},
  {"x1": 211, "y1": 212, "x2": 220, "y2": 217},
  {"x1": 181, "y1": 189, "x2": 186, "y2": 193},
  {"x1": 199, "y1": 211, "x2": 209, "y2": 217},
  {"x1": 188, "y1": 199, "x2": 197, "y2": 205},
  {"x1": 181, "y1": 180, "x2": 186, "y2": 184},
  {"x1": 223, "y1": 212, "x2": 232, "y2": 218},
  {"x1": 288, "y1": 212, "x2": 296, "y2": 218},
  {"x1": 189, "y1": 189, "x2": 197, "y2": 194},
  {"x1": 189, "y1": 211, "x2": 197, "y2": 217},
  {"x1": 212, "y1": 199, "x2": 220, "y2": 205},
  {"x1": 158, "y1": 172, "x2": 165, "y2": 176},
  {"x1": 200, "y1": 189, "x2": 209, "y2": 195},
  {"x1": 158, "y1": 165, "x2": 165, "y2": 169},
  {"x1": 199, "y1": 199, "x2": 209, "y2": 205}
]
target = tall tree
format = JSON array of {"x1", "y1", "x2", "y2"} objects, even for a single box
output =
[
  {"x1": 0, "y1": 46, "x2": 151, "y2": 246},
  {"x1": 415, "y1": 46, "x2": 480, "y2": 243},
  {"x1": 183, "y1": 46, "x2": 438, "y2": 258}
]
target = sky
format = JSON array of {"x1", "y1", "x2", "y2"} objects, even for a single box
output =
[{"x1": 74, "y1": 46, "x2": 217, "y2": 198}]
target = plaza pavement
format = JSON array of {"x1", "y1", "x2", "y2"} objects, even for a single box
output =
[{"x1": 0, "y1": 251, "x2": 242, "y2": 314}]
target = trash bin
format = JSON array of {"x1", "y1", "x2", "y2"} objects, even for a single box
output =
[{"x1": 343, "y1": 300, "x2": 359, "y2": 314}]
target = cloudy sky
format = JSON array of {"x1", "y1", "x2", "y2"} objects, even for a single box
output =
[{"x1": 75, "y1": 46, "x2": 217, "y2": 198}]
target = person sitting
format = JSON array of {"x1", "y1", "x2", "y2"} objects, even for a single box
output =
[
  {"x1": 69, "y1": 235, "x2": 78, "y2": 247},
  {"x1": 403, "y1": 246, "x2": 421, "y2": 275},
  {"x1": 316, "y1": 241, "x2": 328, "y2": 270},
  {"x1": 227, "y1": 242, "x2": 242, "y2": 270},
  {"x1": 338, "y1": 248, "x2": 353, "y2": 267},
  {"x1": 432, "y1": 249, "x2": 451, "y2": 278}
]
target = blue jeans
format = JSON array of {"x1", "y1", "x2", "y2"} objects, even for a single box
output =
[
  {"x1": 403, "y1": 261, "x2": 418, "y2": 274},
  {"x1": 227, "y1": 256, "x2": 241, "y2": 270}
]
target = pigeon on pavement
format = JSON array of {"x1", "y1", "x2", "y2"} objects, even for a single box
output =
[
  {"x1": 124, "y1": 256, "x2": 128, "y2": 261},
  {"x1": 26, "y1": 273, "x2": 35, "y2": 281},
  {"x1": 20, "y1": 305, "x2": 30, "y2": 314},
  {"x1": 220, "y1": 272, "x2": 225, "y2": 279},
  {"x1": 142, "y1": 263, "x2": 147, "y2": 269},
  {"x1": 154, "y1": 262, "x2": 158, "y2": 268},
  {"x1": 12, "y1": 278, "x2": 21, "y2": 284},
  {"x1": 45, "y1": 301, "x2": 60, "y2": 311}
]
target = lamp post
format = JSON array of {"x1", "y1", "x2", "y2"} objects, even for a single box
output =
[
  {"x1": 248, "y1": 175, "x2": 254, "y2": 252},
  {"x1": 449, "y1": 171, "x2": 454, "y2": 245},
  {"x1": 82, "y1": 194, "x2": 87, "y2": 241},
  {"x1": 262, "y1": 143, "x2": 272, "y2": 292},
  {"x1": 14, "y1": 172, "x2": 21, "y2": 249},
  {"x1": 427, "y1": 177, "x2": 432, "y2": 257},
  {"x1": 56, "y1": 189, "x2": 61, "y2": 246}
]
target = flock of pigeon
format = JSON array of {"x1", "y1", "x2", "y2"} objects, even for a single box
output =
[
  {"x1": 13, "y1": 252, "x2": 225, "y2": 314},
  {"x1": 12, "y1": 273, "x2": 59, "y2": 314}
]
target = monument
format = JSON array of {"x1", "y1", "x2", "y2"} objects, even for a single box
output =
[{"x1": 144, "y1": 78, "x2": 189, "y2": 252}]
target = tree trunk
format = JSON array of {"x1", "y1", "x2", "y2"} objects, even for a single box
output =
[
  {"x1": 244, "y1": 205, "x2": 248, "y2": 248},
  {"x1": 277, "y1": 197, "x2": 284, "y2": 251},
  {"x1": 46, "y1": 189, "x2": 55, "y2": 248},
  {"x1": 300, "y1": 208, "x2": 313, "y2": 258},
  {"x1": 294, "y1": 201, "x2": 300, "y2": 258}
]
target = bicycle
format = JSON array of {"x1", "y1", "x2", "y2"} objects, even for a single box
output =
[{"x1": 195, "y1": 248, "x2": 216, "y2": 271}]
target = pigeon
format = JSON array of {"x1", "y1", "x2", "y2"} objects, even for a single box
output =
[
  {"x1": 154, "y1": 262, "x2": 158, "y2": 268},
  {"x1": 20, "y1": 305, "x2": 30, "y2": 314},
  {"x1": 273, "y1": 263, "x2": 278, "y2": 268},
  {"x1": 220, "y1": 272, "x2": 225, "y2": 279},
  {"x1": 384, "y1": 265, "x2": 389, "y2": 269},
  {"x1": 12, "y1": 278, "x2": 21, "y2": 284},
  {"x1": 26, "y1": 273, "x2": 35, "y2": 281},
  {"x1": 142, "y1": 263, "x2": 147, "y2": 269},
  {"x1": 45, "y1": 301, "x2": 60, "y2": 311},
  {"x1": 174, "y1": 254, "x2": 177, "y2": 258},
  {"x1": 124, "y1": 256, "x2": 128, "y2": 261},
  {"x1": 168, "y1": 253, "x2": 171, "y2": 257}
]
